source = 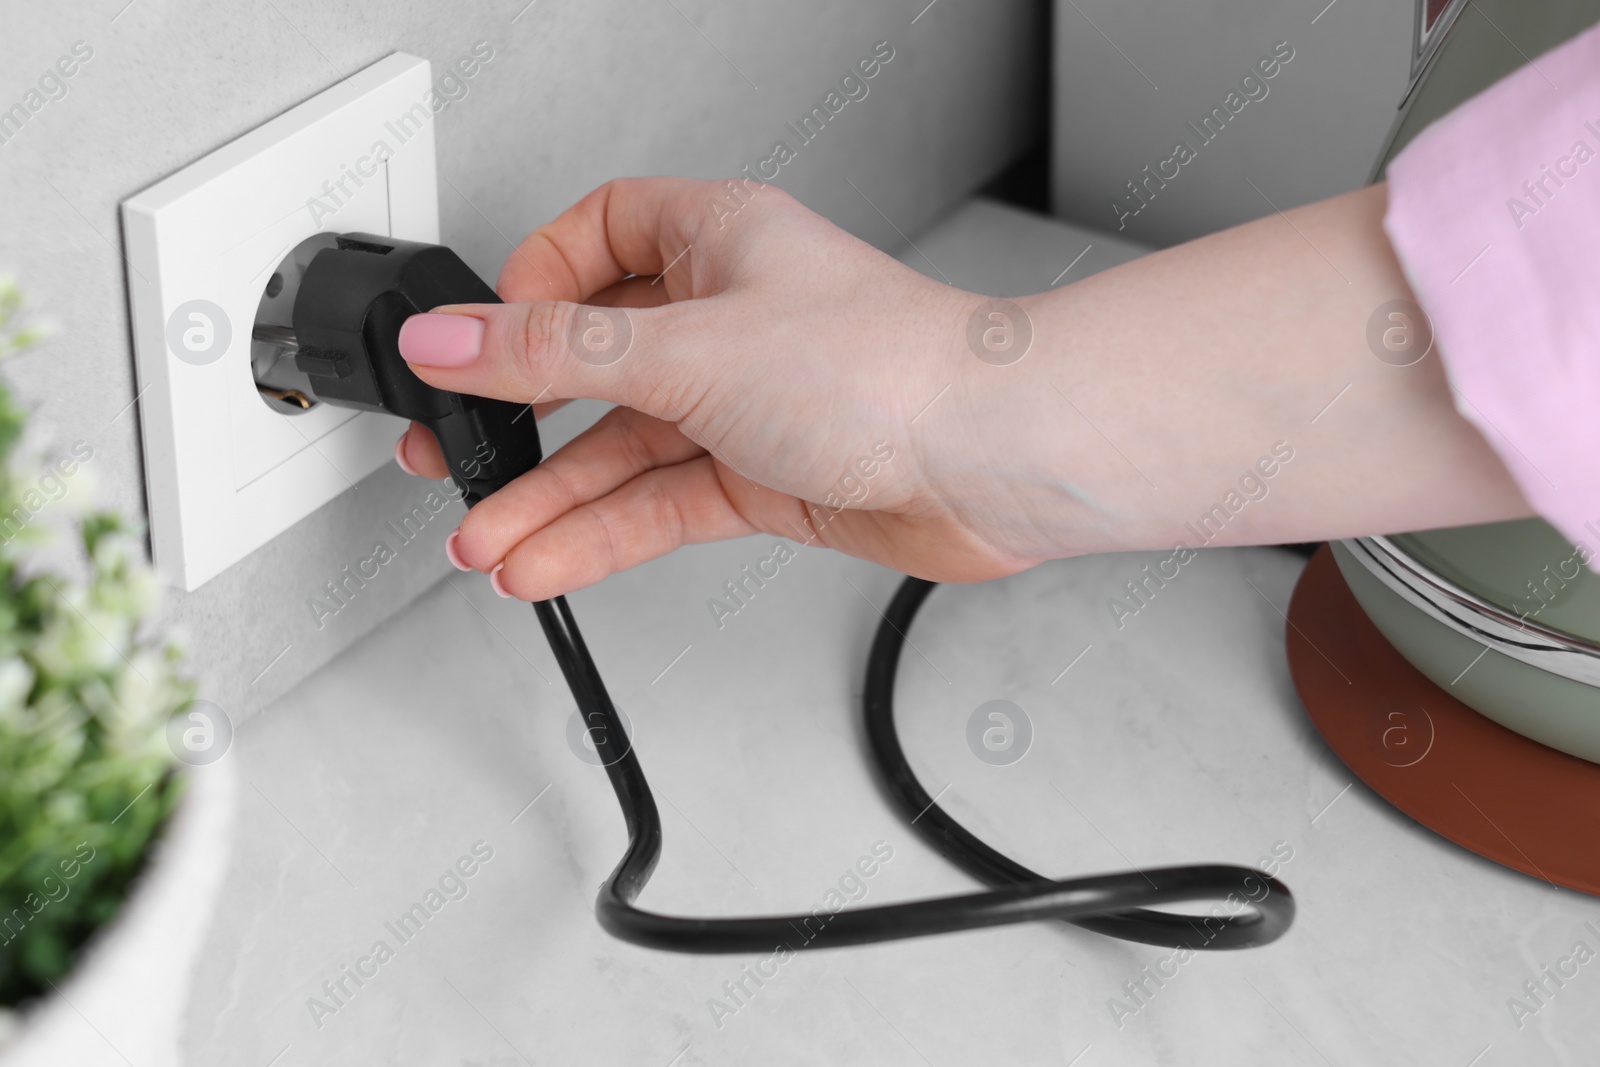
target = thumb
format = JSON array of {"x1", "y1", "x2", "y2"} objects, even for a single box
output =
[{"x1": 397, "y1": 301, "x2": 681, "y2": 416}]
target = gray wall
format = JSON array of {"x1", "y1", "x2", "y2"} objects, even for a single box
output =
[
  {"x1": 1051, "y1": 0, "x2": 1418, "y2": 247},
  {"x1": 0, "y1": 0, "x2": 1044, "y2": 721}
]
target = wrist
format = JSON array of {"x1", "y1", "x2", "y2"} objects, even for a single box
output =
[{"x1": 898, "y1": 289, "x2": 1130, "y2": 568}]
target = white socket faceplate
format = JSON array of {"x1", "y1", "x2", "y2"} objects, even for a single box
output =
[{"x1": 123, "y1": 53, "x2": 440, "y2": 590}]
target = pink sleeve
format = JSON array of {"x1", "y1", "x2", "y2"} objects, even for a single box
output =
[{"x1": 1383, "y1": 20, "x2": 1600, "y2": 554}]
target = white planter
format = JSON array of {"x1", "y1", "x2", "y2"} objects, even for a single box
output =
[{"x1": 0, "y1": 758, "x2": 236, "y2": 1067}]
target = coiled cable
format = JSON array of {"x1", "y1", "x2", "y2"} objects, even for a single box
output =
[{"x1": 533, "y1": 576, "x2": 1295, "y2": 953}]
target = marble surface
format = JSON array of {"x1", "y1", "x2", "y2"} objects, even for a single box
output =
[
  {"x1": 184, "y1": 544, "x2": 1600, "y2": 1067},
  {"x1": 180, "y1": 203, "x2": 1600, "y2": 1065}
]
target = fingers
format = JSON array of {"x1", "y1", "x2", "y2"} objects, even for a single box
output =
[
  {"x1": 587, "y1": 274, "x2": 677, "y2": 310},
  {"x1": 449, "y1": 408, "x2": 707, "y2": 571},
  {"x1": 395, "y1": 424, "x2": 447, "y2": 479},
  {"x1": 397, "y1": 298, "x2": 693, "y2": 418},
  {"x1": 489, "y1": 455, "x2": 759, "y2": 601},
  {"x1": 397, "y1": 400, "x2": 570, "y2": 481},
  {"x1": 399, "y1": 176, "x2": 781, "y2": 420},
  {"x1": 493, "y1": 177, "x2": 719, "y2": 303}
]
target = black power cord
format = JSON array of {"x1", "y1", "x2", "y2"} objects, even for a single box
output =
[
  {"x1": 535, "y1": 578, "x2": 1295, "y2": 954},
  {"x1": 284, "y1": 232, "x2": 1295, "y2": 955}
]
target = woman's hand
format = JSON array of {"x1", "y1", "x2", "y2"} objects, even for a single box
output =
[{"x1": 394, "y1": 177, "x2": 1044, "y2": 600}]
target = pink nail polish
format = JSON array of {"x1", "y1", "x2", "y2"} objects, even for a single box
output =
[
  {"x1": 393, "y1": 434, "x2": 419, "y2": 476},
  {"x1": 445, "y1": 530, "x2": 471, "y2": 571},
  {"x1": 398, "y1": 313, "x2": 484, "y2": 367},
  {"x1": 489, "y1": 564, "x2": 512, "y2": 598}
]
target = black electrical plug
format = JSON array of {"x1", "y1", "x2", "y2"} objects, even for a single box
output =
[{"x1": 290, "y1": 233, "x2": 542, "y2": 505}]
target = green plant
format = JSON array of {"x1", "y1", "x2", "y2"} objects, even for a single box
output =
[{"x1": 0, "y1": 278, "x2": 192, "y2": 1010}]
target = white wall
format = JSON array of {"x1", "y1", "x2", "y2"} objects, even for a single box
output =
[{"x1": 0, "y1": 0, "x2": 1045, "y2": 720}]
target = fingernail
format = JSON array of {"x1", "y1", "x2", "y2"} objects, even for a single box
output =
[
  {"x1": 444, "y1": 530, "x2": 471, "y2": 571},
  {"x1": 398, "y1": 313, "x2": 484, "y2": 367},
  {"x1": 489, "y1": 564, "x2": 512, "y2": 598},
  {"x1": 393, "y1": 433, "x2": 419, "y2": 476}
]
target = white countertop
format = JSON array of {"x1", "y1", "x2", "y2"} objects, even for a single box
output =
[
  {"x1": 183, "y1": 540, "x2": 1600, "y2": 1067},
  {"x1": 183, "y1": 202, "x2": 1600, "y2": 1066}
]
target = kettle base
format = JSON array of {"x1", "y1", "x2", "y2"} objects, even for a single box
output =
[{"x1": 1288, "y1": 545, "x2": 1600, "y2": 895}]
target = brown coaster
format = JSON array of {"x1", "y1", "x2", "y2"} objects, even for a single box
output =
[{"x1": 1287, "y1": 544, "x2": 1600, "y2": 896}]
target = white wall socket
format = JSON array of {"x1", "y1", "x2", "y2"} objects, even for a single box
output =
[{"x1": 124, "y1": 53, "x2": 440, "y2": 591}]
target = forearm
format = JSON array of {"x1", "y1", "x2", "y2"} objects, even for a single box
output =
[{"x1": 941, "y1": 182, "x2": 1533, "y2": 561}]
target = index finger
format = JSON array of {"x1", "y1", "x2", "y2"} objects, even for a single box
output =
[{"x1": 494, "y1": 177, "x2": 716, "y2": 304}]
